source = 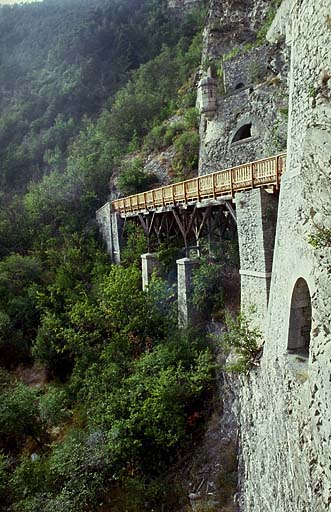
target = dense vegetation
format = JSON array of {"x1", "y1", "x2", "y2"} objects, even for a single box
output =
[{"x1": 0, "y1": 0, "x2": 213, "y2": 510}]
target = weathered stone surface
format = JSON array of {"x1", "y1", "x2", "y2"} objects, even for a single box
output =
[
  {"x1": 238, "y1": 1, "x2": 331, "y2": 511},
  {"x1": 177, "y1": 257, "x2": 200, "y2": 327},
  {"x1": 143, "y1": 147, "x2": 174, "y2": 185},
  {"x1": 141, "y1": 253, "x2": 160, "y2": 291},
  {"x1": 202, "y1": 0, "x2": 271, "y2": 62},
  {"x1": 198, "y1": 0, "x2": 288, "y2": 176},
  {"x1": 96, "y1": 204, "x2": 122, "y2": 264},
  {"x1": 236, "y1": 188, "x2": 278, "y2": 332},
  {"x1": 168, "y1": 0, "x2": 203, "y2": 17}
]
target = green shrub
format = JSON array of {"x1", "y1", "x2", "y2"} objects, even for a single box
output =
[
  {"x1": 178, "y1": 88, "x2": 197, "y2": 109},
  {"x1": 83, "y1": 334, "x2": 215, "y2": 476},
  {"x1": 173, "y1": 130, "x2": 199, "y2": 180},
  {"x1": 143, "y1": 123, "x2": 168, "y2": 152},
  {"x1": 308, "y1": 227, "x2": 331, "y2": 249},
  {"x1": 183, "y1": 107, "x2": 199, "y2": 130},
  {"x1": 163, "y1": 122, "x2": 185, "y2": 146},
  {"x1": 220, "y1": 311, "x2": 263, "y2": 373},
  {"x1": 10, "y1": 455, "x2": 51, "y2": 507},
  {"x1": 256, "y1": 0, "x2": 282, "y2": 45},
  {"x1": 117, "y1": 158, "x2": 158, "y2": 196},
  {"x1": 192, "y1": 256, "x2": 225, "y2": 320},
  {"x1": 0, "y1": 382, "x2": 43, "y2": 446},
  {"x1": 121, "y1": 223, "x2": 148, "y2": 268},
  {"x1": 157, "y1": 241, "x2": 183, "y2": 277},
  {"x1": 0, "y1": 452, "x2": 9, "y2": 507},
  {"x1": 39, "y1": 385, "x2": 71, "y2": 428}
]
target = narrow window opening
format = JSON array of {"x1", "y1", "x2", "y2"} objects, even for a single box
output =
[
  {"x1": 287, "y1": 278, "x2": 312, "y2": 358},
  {"x1": 231, "y1": 123, "x2": 252, "y2": 143}
]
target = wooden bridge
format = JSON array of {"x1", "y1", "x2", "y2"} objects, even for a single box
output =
[
  {"x1": 112, "y1": 153, "x2": 286, "y2": 216},
  {"x1": 97, "y1": 153, "x2": 286, "y2": 260}
]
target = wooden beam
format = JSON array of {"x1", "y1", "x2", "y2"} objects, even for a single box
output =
[
  {"x1": 225, "y1": 201, "x2": 237, "y2": 223},
  {"x1": 138, "y1": 213, "x2": 149, "y2": 235}
]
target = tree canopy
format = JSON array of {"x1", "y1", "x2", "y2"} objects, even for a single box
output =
[{"x1": 0, "y1": 1, "x2": 213, "y2": 510}]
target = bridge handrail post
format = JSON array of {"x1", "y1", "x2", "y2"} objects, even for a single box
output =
[
  {"x1": 276, "y1": 155, "x2": 280, "y2": 190},
  {"x1": 250, "y1": 162, "x2": 254, "y2": 188},
  {"x1": 212, "y1": 173, "x2": 216, "y2": 199}
]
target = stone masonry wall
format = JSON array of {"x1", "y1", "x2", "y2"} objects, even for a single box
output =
[
  {"x1": 198, "y1": 0, "x2": 289, "y2": 175},
  {"x1": 238, "y1": 1, "x2": 331, "y2": 511},
  {"x1": 236, "y1": 188, "x2": 278, "y2": 333}
]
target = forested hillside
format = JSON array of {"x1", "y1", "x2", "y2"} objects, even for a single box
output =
[{"x1": 0, "y1": 1, "x2": 216, "y2": 510}]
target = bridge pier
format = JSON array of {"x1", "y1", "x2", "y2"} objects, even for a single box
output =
[
  {"x1": 141, "y1": 253, "x2": 160, "y2": 291},
  {"x1": 177, "y1": 257, "x2": 200, "y2": 328},
  {"x1": 236, "y1": 188, "x2": 278, "y2": 333},
  {"x1": 96, "y1": 204, "x2": 123, "y2": 264}
]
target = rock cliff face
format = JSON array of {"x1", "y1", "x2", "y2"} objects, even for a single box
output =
[
  {"x1": 168, "y1": 0, "x2": 203, "y2": 15},
  {"x1": 228, "y1": 0, "x2": 331, "y2": 510},
  {"x1": 200, "y1": 0, "x2": 331, "y2": 510},
  {"x1": 197, "y1": 0, "x2": 288, "y2": 175}
]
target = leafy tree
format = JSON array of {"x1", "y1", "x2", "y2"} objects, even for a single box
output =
[
  {"x1": 0, "y1": 2, "x2": 213, "y2": 510},
  {"x1": 0, "y1": 382, "x2": 43, "y2": 447},
  {"x1": 117, "y1": 158, "x2": 158, "y2": 195},
  {"x1": 0, "y1": 254, "x2": 43, "y2": 367}
]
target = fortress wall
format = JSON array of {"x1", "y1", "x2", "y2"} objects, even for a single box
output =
[
  {"x1": 238, "y1": 1, "x2": 331, "y2": 510},
  {"x1": 198, "y1": 0, "x2": 288, "y2": 176}
]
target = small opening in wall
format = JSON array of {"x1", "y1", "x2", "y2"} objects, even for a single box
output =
[
  {"x1": 235, "y1": 82, "x2": 245, "y2": 90},
  {"x1": 231, "y1": 123, "x2": 252, "y2": 143},
  {"x1": 287, "y1": 278, "x2": 312, "y2": 358}
]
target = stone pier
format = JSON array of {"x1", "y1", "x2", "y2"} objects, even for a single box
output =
[
  {"x1": 96, "y1": 204, "x2": 123, "y2": 264},
  {"x1": 236, "y1": 188, "x2": 278, "y2": 332},
  {"x1": 177, "y1": 257, "x2": 199, "y2": 328},
  {"x1": 141, "y1": 253, "x2": 160, "y2": 291}
]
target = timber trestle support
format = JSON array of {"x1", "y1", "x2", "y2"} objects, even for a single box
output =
[
  {"x1": 96, "y1": 153, "x2": 285, "y2": 261},
  {"x1": 121, "y1": 200, "x2": 237, "y2": 256}
]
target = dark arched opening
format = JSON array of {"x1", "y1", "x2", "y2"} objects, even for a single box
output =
[
  {"x1": 231, "y1": 123, "x2": 252, "y2": 143},
  {"x1": 235, "y1": 82, "x2": 245, "y2": 90},
  {"x1": 287, "y1": 278, "x2": 312, "y2": 357}
]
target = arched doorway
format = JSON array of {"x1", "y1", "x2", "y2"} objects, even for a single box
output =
[{"x1": 287, "y1": 278, "x2": 312, "y2": 357}]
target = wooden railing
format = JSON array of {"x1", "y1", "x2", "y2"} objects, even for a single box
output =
[{"x1": 112, "y1": 153, "x2": 286, "y2": 215}]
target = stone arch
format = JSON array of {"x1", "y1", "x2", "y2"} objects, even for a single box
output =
[
  {"x1": 231, "y1": 123, "x2": 252, "y2": 143},
  {"x1": 287, "y1": 278, "x2": 312, "y2": 357}
]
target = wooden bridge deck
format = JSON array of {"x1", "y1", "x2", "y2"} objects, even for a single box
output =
[{"x1": 112, "y1": 153, "x2": 286, "y2": 215}]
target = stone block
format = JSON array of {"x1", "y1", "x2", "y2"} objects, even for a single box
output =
[
  {"x1": 177, "y1": 257, "x2": 200, "y2": 328},
  {"x1": 141, "y1": 253, "x2": 160, "y2": 291}
]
